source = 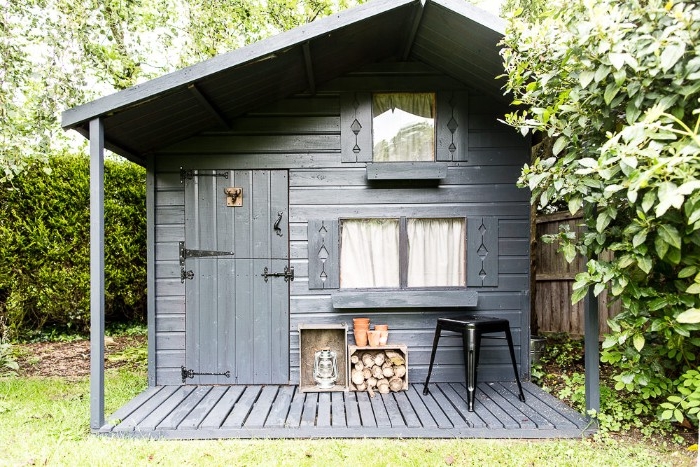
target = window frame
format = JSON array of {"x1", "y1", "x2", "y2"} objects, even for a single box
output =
[
  {"x1": 371, "y1": 92, "x2": 437, "y2": 163},
  {"x1": 339, "y1": 216, "x2": 467, "y2": 291}
]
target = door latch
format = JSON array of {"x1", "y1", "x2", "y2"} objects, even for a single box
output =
[
  {"x1": 181, "y1": 366, "x2": 231, "y2": 383},
  {"x1": 262, "y1": 266, "x2": 294, "y2": 282}
]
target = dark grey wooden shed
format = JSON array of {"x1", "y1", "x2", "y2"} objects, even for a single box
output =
[{"x1": 62, "y1": 0, "x2": 595, "y2": 438}]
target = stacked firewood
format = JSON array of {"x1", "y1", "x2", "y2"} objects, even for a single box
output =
[{"x1": 350, "y1": 349, "x2": 407, "y2": 396}]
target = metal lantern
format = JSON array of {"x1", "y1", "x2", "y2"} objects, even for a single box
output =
[{"x1": 313, "y1": 348, "x2": 338, "y2": 389}]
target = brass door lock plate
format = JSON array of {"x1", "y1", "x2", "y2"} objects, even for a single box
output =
[{"x1": 224, "y1": 187, "x2": 242, "y2": 207}]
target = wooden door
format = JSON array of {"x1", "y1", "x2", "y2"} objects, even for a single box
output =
[{"x1": 183, "y1": 170, "x2": 289, "y2": 384}]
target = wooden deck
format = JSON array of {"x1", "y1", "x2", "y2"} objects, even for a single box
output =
[{"x1": 100, "y1": 382, "x2": 595, "y2": 439}]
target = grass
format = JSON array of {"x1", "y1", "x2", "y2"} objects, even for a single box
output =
[{"x1": 0, "y1": 338, "x2": 697, "y2": 466}]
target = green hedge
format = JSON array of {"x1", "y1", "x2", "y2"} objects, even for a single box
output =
[{"x1": 0, "y1": 155, "x2": 146, "y2": 335}]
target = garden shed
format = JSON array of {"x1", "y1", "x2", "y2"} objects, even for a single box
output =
[{"x1": 62, "y1": 0, "x2": 593, "y2": 438}]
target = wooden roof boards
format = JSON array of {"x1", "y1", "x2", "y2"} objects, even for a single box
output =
[{"x1": 61, "y1": 0, "x2": 506, "y2": 165}]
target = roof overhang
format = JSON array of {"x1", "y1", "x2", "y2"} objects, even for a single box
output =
[{"x1": 61, "y1": 0, "x2": 506, "y2": 165}]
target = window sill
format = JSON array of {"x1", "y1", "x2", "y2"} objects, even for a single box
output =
[
  {"x1": 331, "y1": 290, "x2": 477, "y2": 309},
  {"x1": 366, "y1": 162, "x2": 448, "y2": 180}
]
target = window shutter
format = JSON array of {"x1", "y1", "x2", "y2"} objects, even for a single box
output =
[
  {"x1": 467, "y1": 217, "x2": 499, "y2": 287},
  {"x1": 436, "y1": 91, "x2": 469, "y2": 161},
  {"x1": 308, "y1": 219, "x2": 340, "y2": 289},
  {"x1": 340, "y1": 93, "x2": 372, "y2": 162}
]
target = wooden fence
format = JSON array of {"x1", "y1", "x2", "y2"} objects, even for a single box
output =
[{"x1": 533, "y1": 211, "x2": 620, "y2": 337}]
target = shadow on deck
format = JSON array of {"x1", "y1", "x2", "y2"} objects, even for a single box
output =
[{"x1": 100, "y1": 382, "x2": 595, "y2": 439}]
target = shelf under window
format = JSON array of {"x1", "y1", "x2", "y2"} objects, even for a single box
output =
[
  {"x1": 366, "y1": 162, "x2": 448, "y2": 180},
  {"x1": 331, "y1": 290, "x2": 477, "y2": 309}
]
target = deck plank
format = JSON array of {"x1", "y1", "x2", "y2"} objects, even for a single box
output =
[
  {"x1": 138, "y1": 386, "x2": 196, "y2": 431},
  {"x1": 407, "y1": 384, "x2": 446, "y2": 428},
  {"x1": 344, "y1": 391, "x2": 362, "y2": 427},
  {"x1": 200, "y1": 386, "x2": 245, "y2": 429},
  {"x1": 112, "y1": 385, "x2": 180, "y2": 432},
  {"x1": 503, "y1": 382, "x2": 582, "y2": 429},
  {"x1": 381, "y1": 393, "x2": 406, "y2": 428},
  {"x1": 266, "y1": 385, "x2": 295, "y2": 428},
  {"x1": 103, "y1": 386, "x2": 164, "y2": 432},
  {"x1": 429, "y1": 384, "x2": 471, "y2": 428},
  {"x1": 481, "y1": 383, "x2": 538, "y2": 430},
  {"x1": 317, "y1": 392, "x2": 332, "y2": 427},
  {"x1": 222, "y1": 386, "x2": 262, "y2": 428},
  {"x1": 356, "y1": 391, "x2": 377, "y2": 427},
  {"x1": 245, "y1": 386, "x2": 279, "y2": 428},
  {"x1": 370, "y1": 392, "x2": 392, "y2": 428},
  {"x1": 331, "y1": 391, "x2": 347, "y2": 427},
  {"x1": 157, "y1": 385, "x2": 211, "y2": 430},
  {"x1": 301, "y1": 392, "x2": 318, "y2": 427},
  {"x1": 179, "y1": 385, "x2": 229, "y2": 430},
  {"x1": 285, "y1": 388, "x2": 306, "y2": 428},
  {"x1": 393, "y1": 391, "x2": 422, "y2": 428}
]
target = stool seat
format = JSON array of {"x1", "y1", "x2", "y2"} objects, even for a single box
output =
[{"x1": 423, "y1": 315, "x2": 526, "y2": 411}]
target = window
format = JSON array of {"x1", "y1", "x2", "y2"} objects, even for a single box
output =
[
  {"x1": 372, "y1": 93, "x2": 436, "y2": 162},
  {"x1": 340, "y1": 217, "x2": 466, "y2": 289}
]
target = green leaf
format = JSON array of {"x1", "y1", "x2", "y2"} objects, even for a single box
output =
[
  {"x1": 658, "y1": 224, "x2": 682, "y2": 250},
  {"x1": 678, "y1": 309, "x2": 700, "y2": 323},
  {"x1": 678, "y1": 266, "x2": 698, "y2": 279},
  {"x1": 568, "y1": 196, "x2": 583, "y2": 215},
  {"x1": 674, "y1": 408, "x2": 684, "y2": 423},
  {"x1": 632, "y1": 230, "x2": 647, "y2": 248},
  {"x1": 686, "y1": 283, "x2": 700, "y2": 294},
  {"x1": 603, "y1": 82, "x2": 620, "y2": 105},
  {"x1": 641, "y1": 191, "x2": 656, "y2": 213},
  {"x1": 654, "y1": 234, "x2": 669, "y2": 259},
  {"x1": 552, "y1": 136, "x2": 568, "y2": 156},
  {"x1": 660, "y1": 43, "x2": 686, "y2": 72},
  {"x1": 579, "y1": 70, "x2": 595, "y2": 88},
  {"x1": 633, "y1": 334, "x2": 645, "y2": 352}
]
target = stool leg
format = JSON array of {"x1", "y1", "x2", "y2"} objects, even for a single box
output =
[
  {"x1": 423, "y1": 323, "x2": 442, "y2": 395},
  {"x1": 504, "y1": 326, "x2": 526, "y2": 403},
  {"x1": 465, "y1": 328, "x2": 479, "y2": 411}
]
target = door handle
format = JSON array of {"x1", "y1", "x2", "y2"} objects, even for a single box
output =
[
  {"x1": 273, "y1": 211, "x2": 284, "y2": 236},
  {"x1": 262, "y1": 266, "x2": 294, "y2": 282}
]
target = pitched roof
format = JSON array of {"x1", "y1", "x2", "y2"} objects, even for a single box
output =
[{"x1": 61, "y1": 0, "x2": 505, "y2": 165}]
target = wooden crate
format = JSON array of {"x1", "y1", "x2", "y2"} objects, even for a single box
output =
[
  {"x1": 298, "y1": 324, "x2": 348, "y2": 392},
  {"x1": 348, "y1": 344, "x2": 408, "y2": 392}
]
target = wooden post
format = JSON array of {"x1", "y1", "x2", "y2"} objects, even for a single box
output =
[
  {"x1": 146, "y1": 155, "x2": 156, "y2": 387},
  {"x1": 584, "y1": 272, "x2": 600, "y2": 414},
  {"x1": 89, "y1": 118, "x2": 105, "y2": 430}
]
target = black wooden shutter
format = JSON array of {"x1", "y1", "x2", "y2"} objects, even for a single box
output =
[
  {"x1": 340, "y1": 93, "x2": 372, "y2": 163},
  {"x1": 308, "y1": 219, "x2": 340, "y2": 289},
  {"x1": 467, "y1": 216, "x2": 499, "y2": 287},
  {"x1": 436, "y1": 91, "x2": 469, "y2": 162}
]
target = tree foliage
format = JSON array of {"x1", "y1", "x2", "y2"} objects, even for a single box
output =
[
  {"x1": 0, "y1": 0, "x2": 368, "y2": 182},
  {"x1": 501, "y1": 0, "x2": 700, "y2": 426}
]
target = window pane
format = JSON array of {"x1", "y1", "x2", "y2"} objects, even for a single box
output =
[
  {"x1": 407, "y1": 218, "x2": 466, "y2": 287},
  {"x1": 340, "y1": 219, "x2": 400, "y2": 288},
  {"x1": 373, "y1": 93, "x2": 435, "y2": 162}
]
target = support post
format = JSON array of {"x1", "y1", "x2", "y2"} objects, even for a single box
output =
[
  {"x1": 89, "y1": 118, "x2": 105, "y2": 430},
  {"x1": 584, "y1": 286, "x2": 600, "y2": 414}
]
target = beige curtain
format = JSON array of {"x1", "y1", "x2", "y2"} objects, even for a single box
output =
[
  {"x1": 340, "y1": 219, "x2": 400, "y2": 288},
  {"x1": 372, "y1": 93, "x2": 435, "y2": 119},
  {"x1": 407, "y1": 218, "x2": 466, "y2": 287}
]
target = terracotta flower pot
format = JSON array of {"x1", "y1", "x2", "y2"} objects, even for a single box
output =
[
  {"x1": 353, "y1": 317, "x2": 370, "y2": 326},
  {"x1": 354, "y1": 329, "x2": 368, "y2": 347},
  {"x1": 374, "y1": 324, "x2": 389, "y2": 345},
  {"x1": 367, "y1": 330, "x2": 381, "y2": 347}
]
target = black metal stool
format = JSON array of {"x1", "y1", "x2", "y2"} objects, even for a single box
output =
[{"x1": 423, "y1": 315, "x2": 526, "y2": 411}]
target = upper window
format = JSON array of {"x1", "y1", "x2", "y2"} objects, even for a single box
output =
[
  {"x1": 372, "y1": 93, "x2": 436, "y2": 162},
  {"x1": 339, "y1": 217, "x2": 466, "y2": 289}
]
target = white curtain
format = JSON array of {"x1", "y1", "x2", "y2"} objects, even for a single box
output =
[
  {"x1": 340, "y1": 219, "x2": 400, "y2": 288},
  {"x1": 407, "y1": 218, "x2": 466, "y2": 287}
]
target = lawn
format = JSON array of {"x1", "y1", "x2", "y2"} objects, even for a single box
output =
[{"x1": 0, "y1": 337, "x2": 697, "y2": 466}]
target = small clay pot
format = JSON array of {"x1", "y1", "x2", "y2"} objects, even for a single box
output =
[
  {"x1": 374, "y1": 324, "x2": 388, "y2": 345},
  {"x1": 367, "y1": 330, "x2": 381, "y2": 347},
  {"x1": 354, "y1": 329, "x2": 368, "y2": 347},
  {"x1": 353, "y1": 317, "x2": 370, "y2": 326}
]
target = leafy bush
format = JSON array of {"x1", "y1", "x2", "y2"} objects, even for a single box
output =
[
  {"x1": 502, "y1": 0, "x2": 700, "y2": 428},
  {"x1": 0, "y1": 154, "x2": 146, "y2": 335}
]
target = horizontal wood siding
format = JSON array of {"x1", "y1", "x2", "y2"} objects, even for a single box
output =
[{"x1": 152, "y1": 67, "x2": 531, "y2": 386}]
